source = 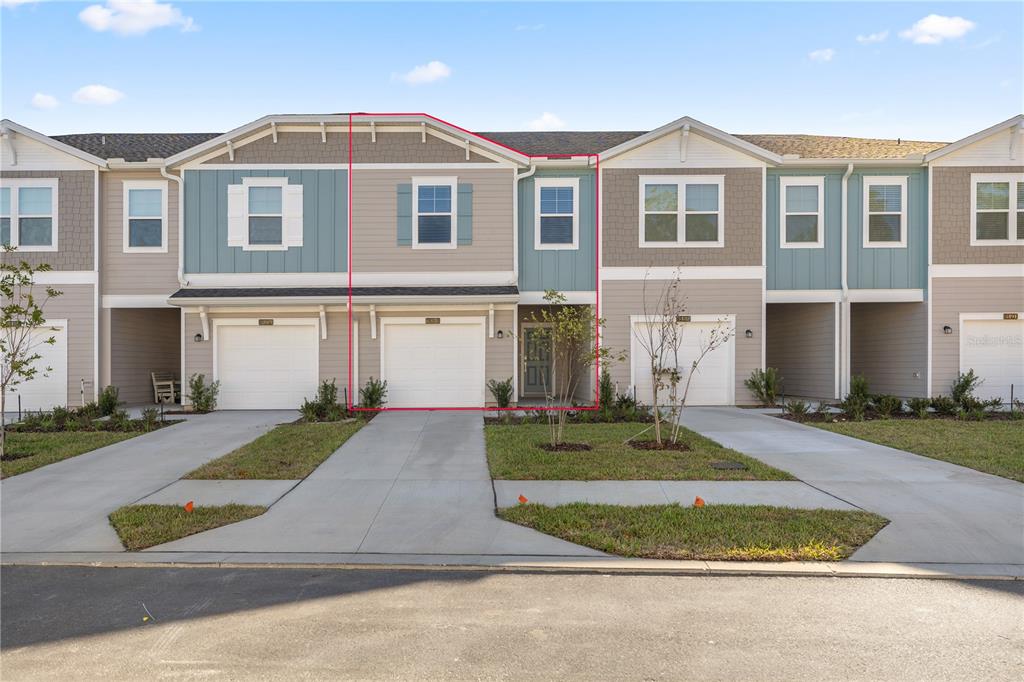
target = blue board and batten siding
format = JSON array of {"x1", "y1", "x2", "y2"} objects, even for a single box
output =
[
  {"x1": 766, "y1": 168, "x2": 927, "y2": 291},
  {"x1": 183, "y1": 169, "x2": 347, "y2": 273},
  {"x1": 517, "y1": 170, "x2": 596, "y2": 292}
]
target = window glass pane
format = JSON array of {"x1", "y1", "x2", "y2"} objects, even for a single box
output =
[
  {"x1": 540, "y1": 187, "x2": 573, "y2": 214},
  {"x1": 418, "y1": 214, "x2": 451, "y2": 243},
  {"x1": 785, "y1": 215, "x2": 819, "y2": 243},
  {"x1": 540, "y1": 215, "x2": 574, "y2": 244},
  {"x1": 785, "y1": 185, "x2": 819, "y2": 213},
  {"x1": 1, "y1": 217, "x2": 9, "y2": 246},
  {"x1": 644, "y1": 214, "x2": 677, "y2": 242},
  {"x1": 868, "y1": 185, "x2": 902, "y2": 213},
  {"x1": 1017, "y1": 182, "x2": 1024, "y2": 210},
  {"x1": 19, "y1": 217, "x2": 53, "y2": 246},
  {"x1": 248, "y1": 216, "x2": 282, "y2": 244},
  {"x1": 0, "y1": 187, "x2": 9, "y2": 216},
  {"x1": 1017, "y1": 213, "x2": 1024, "y2": 240},
  {"x1": 685, "y1": 214, "x2": 719, "y2": 242},
  {"x1": 248, "y1": 186, "x2": 282, "y2": 214},
  {"x1": 644, "y1": 184, "x2": 677, "y2": 212},
  {"x1": 128, "y1": 188, "x2": 162, "y2": 218},
  {"x1": 128, "y1": 219, "x2": 163, "y2": 247},
  {"x1": 685, "y1": 184, "x2": 718, "y2": 212},
  {"x1": 868, "y1": 214, "x2": 901, "y2": 242},
  {"x1": 18, "y1": 187, "x2": 52, "y2": 215},
  {"x1": 976, "y1": 182, "x2": 1009, "y2": 210},
  {"x1": 975, "y1": 212, "x2": 1008, "y2": 240},
  {"x1": 418, "y1": 185, "x2": 451, "y2": 214}
]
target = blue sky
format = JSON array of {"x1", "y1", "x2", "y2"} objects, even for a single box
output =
[{"x1": 2, "y1": 1, "x2": 1021, "y2": 141}]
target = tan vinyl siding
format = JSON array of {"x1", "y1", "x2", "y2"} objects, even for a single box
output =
[
  {"x1": 850, "y1": 302, "x2": 927, "y2": 398},
  {"x1": 602, "y1": 167, "x2": 762, "y2": 267},
  {"x1": 183, "y1": 313, "x2": 211, "y2": 393},
  {"x1": 352, "y1": 168, "x2": 514, "y2": 272},
  {"x1": 0, "y1": 170, "x2": 94, "y2": 271},
  {"x1": 101, "y1": 170, "x2": 179, "y2": 295},
  {"x1": 931, "y1": 277, "x2": 1024, "y2": 395},
  {"x1": 766, "y1": 303, "x2": 836, "y2": 399},
  {"x1": 110, "y1": 308, "x2": 180, "y2": 404},
  {"x1": 600, "y1": 278, "x2": 763, "y2": 404},
  {"x1": 932, "y1": 166, "x2": 1024, "y2": 264},
  {"x1": 35, "y1": 284, "x2": 95, "y2": 406}
]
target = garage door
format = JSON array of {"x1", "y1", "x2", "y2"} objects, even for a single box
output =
[
  {"x1": 381, "y1": 318, "x2": 485, "y2": 408},
  {"x1": 215, "y1": 321, "x2": 319, "y2": 409},
  {"x1": 961, "y1": 317, "x2": 1024, "y2": 403},
  {"x1": 632, "y1": 318, "x2": 735, "y2": 406},
  {"x1": 8, "y1": 323, "x2": 68, "y2": 412}
]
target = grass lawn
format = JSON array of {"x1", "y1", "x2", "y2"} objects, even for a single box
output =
[
  {"x1": 109, "y1": 504, "x2": 266, "y2": 551},
  {"x1": 486, "y1": 423, "x2": 792, "y2": 481},
  {"x1": 813, "y1": 419, "x2": 1024, "y2": 483},
  {"x1": 184, "y1": 420, "x2": 364, "y2": 480},
  {"x1": 499, "y1": 503, "x2": 888, "y2": 561},
  {"x1": 2, "y1": 431, "x2": 139, "y2": 478}
]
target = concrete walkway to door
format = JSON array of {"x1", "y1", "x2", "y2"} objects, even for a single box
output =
[
  {"x1": 680, "y1": 408, "x2": 1024, "y2": 565},
  {"x1": 153, "y1": 411, "x2": 601, "y2": 557}
]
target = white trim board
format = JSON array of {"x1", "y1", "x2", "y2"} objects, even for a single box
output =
[
  {"x1": 32, "y1": 271, "x2": 97, "y2": 285},
  {"x1": 847, "y1": 288, "x2": 925, "y2": 303},
  {"x1": 518, "y1": 291, "x2": 596, "y2": 305},
  {"x1": 931, "y1": 264, "x2": 1024, "y2": 278},
  {"x1": 602, "y1": 266, "x2": 764, "y2": 281},
  {"x1": 103, "y1": 294, "x2": 173, "y2": 308},
  {"x1": 766, "y1": 289, "x2": 842, "y2": 303}
]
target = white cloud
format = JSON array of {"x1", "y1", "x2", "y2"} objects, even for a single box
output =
[
  {"x1": 395, "y1": 60, "x2": 451, "y2": 85},
  {"x1": 527, "y1": 112, "x2": 566, "y2": 132},
  {"x1": 72, "y1": 84, "x2": 125, "y2": 105},
  {"x1": 30, "y1": 93, "x2": 58, "y2": 110},
  {"x1": 808, "y1": 48, "x2": 835, "y2": 62},
  {"x1": 1, "y1": 0, "x2": 41, "y2": 7},
  {"x1": 856, "y1": 30, "x2": 889, "y2": 44},
  {"x1": 515, "y1": 24, "x2": 545, "y2": 32},
  {"x1": 79, "y1": 0, "x2": 198, "y2": 36},
  {"x1": 899, "y1": 14, "x2": 975, "y2": 45}
]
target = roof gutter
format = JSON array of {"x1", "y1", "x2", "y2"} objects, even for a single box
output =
[{"x1": 168, "y1": 294, "x2": 521, "y2": 307}]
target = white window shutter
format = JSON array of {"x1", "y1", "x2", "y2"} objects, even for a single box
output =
[
  {"x1": 283, "y1": 184, "x2": 304, "y2": 247},
  {"x1": 227, "y1": 184, "x2": 246, "y2": 247}
]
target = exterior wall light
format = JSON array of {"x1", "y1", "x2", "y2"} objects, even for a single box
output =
[
  {"x1": 496, "y1": 330, "x2": 504, "y2": 339},
  {"x1": 194, "y1": 333, "x2": 204, "y2": 342},
  {"x1": 744, "y1": 329, "x2": 753, "y2": 338},
  {"x1": 943, "y1": 325, "x2": 953, "y2": 335}
]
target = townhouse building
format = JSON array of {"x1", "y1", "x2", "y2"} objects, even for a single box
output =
[{"x1": 1, "y1": 113, "x2": 1021, "y2": 411}]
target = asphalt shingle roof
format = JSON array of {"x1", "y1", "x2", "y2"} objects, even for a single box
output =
[
  {"x1": 477, "y1": 131, "x2": 646, "y2": 156},
  {"x1": 734, "y1": 134, "x2": 947, "y2": 159},
  {"x1": 51, "y1": 133, "x2": 221, "y2": 161}
]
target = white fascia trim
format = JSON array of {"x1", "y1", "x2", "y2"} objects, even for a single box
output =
[
  {"x1": 766, "y1": 289, "x2": 841, "y2": 303},
  {"x1": 931, "y1": 263, "x2": 1024, "y2": 278},
  {"x1": 862, "y1": 175, "x2": 909, "y2": 249},
  {"x1": 778, "y1": 176, "x2": 825, "y2": 249},
  {"x1": 600, "y1": 116, "x2": 782, "y2": 165},
  {"x1": 121, "y1": 179, "x2": 169, "y2": 253},
  {"x1": 602, "y1": 266, "x2": 764, "y2": 281},
  {"x1": 32, "y1": 271, "x2": 97, "y2": 285},
  {"x1": 353, "y1": 271, "x2": 516, "y2": 286},
  {"x1": 184, "y1": 273, "x2": 346, "y2": 287},
  {"x1": 351, "y1": 303, "x2": 515, "y2": 312},
  {"x1": 924, "y1": 114, "x2": 1024, "y2": 162},
  {"x1": 534, "y1": 176, "x2": 580, "y2": 251},
  {"x1": 847, "y1": 288, "x2": 925, "y2": 303},
  {"x1": 411, "y1": 176, "x2": 458, "y2": 250},
  {"x1": 0, "y1": 119, "x2": 107, "y2": 167},
  {"x1": 103, "y1": 294, "x2": 173, "y2": 308},
  {"x1": 519, "y1": 291, "x2": 596, "y2": 305},
  {"x1": 969, "y1": 173, "x2": 1024, "y2": 246},
  {"x1": 195, "y1": 164, "x2": 347, "y2": 170}
]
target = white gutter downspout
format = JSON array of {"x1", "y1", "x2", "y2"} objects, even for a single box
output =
[
  {"x1": 512, "y1": 164, "x2": 536, "y2": 405},
  {"x1": 161, "y1": 166, "x2": 186, "y2": 287},
  {"x1": 839, "y1": 162, "x2": 854, "y2": 398},
  {"x1": 92, "y1": 166, "x2": 100, "y2": 402}
]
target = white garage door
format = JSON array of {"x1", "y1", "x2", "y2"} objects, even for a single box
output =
[
  {"x1": 215, "y1": 321, "x2": 319, "y2": 410},
  {"x1": 381, "y1": 318, "x2": 485, "y2": 408},
  {"x1": 961, "y1": 317, "x2": 1024, "y2": 403},
  {"x1": 632, "y1": 318, "x2": 735, "y2": 406},
  {"x1": 8, "y1": 323, "x2": 68, "y2": 412}
]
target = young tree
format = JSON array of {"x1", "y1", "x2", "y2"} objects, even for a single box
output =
[{"x1": 1, "y1": 252, "x2": 63, "y2": 458}]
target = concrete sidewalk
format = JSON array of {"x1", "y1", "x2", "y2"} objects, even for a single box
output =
[{"x1": 679, "y1": 407, "x2": 1024, "y2": 564}]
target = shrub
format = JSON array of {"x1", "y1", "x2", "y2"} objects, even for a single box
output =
[
  {"x1": 813, "y1": 401, "x2": 833, "y2": 422},
  {"x1": 487, "y1": 377, "x2": 514, "y2": 408},
  {"x1": 785, "y1": 399, "x2": 809, "y2": 419},
  {"x1": 98, "y1": 385, "x2": 120, "y2": 417},
  {"x1": 140, "y1": 407, "x2": 160, "y2": 431},
  {"x1": 79, "y1": 401, "x2": 101, "y2": 419},
  {"x1": 951, "y1": 370, "x2": 982, "y2": 410},
  {"x1": 49, "y1": 406, "x2": 70, "y2": 429},
  {"x1": 744, "y1": 368, "x2": 780, "y2": 406},
  {"x1": 930, "y1": 395, "x2": 958, "y2": 416},
  {"x1": 187, "y1": 374, "x2": 220, "y2": 413},
  {"x1": 299, "y1": 380, "x2": 347, "y2": 422},
  {"x1": 840, "y1": 395, "x2": 868, "y2": 421},
  {"x1": 874, "y1": 395, "x2": 903, "y2": 418},
  {"x1": 360, "y1": 377, "x2": 387, "y2": 409},
  {"x1": 107, "y1": 409, "x2": 132, "y2": 432},
  {"x1": 848, "y1": 375, "x2": 870, "y2": 403},
  {"x1": 907, "y1": 397, "x2": 931, "y2": 419},
  {"x1": 615, "y1": 393, "x2": 637, "y2": 411},
  {"x1": 598, "y1": 368, "x2": 615, "y2": 409}
]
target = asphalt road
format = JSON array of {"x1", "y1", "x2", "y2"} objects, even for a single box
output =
[{"x1": 1, "y1": 566, "x2": 1021, "y2": 681}]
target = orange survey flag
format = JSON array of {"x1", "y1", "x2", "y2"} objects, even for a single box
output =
[
  {"x1": 693, "y1": 496, "x2": 706, "y2": 507},
  {"x1": 518, "y1": 495, "x2": 529, "y2": 504},
  {"x1": 183, "y1": 501, "x2": 194, "y2": 513}
]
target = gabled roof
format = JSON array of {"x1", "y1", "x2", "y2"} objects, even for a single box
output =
[
  {"x1": 478, "y1": 131, "x2": 645, "y2": 156},
  {"x1": 51, "y1": 132, "x2": 220, "y2": 162},
  {"x1": 1, "y1": 119, "x2": 108, "y2": 167},
  {"x1": 598, "y1": 116, "x2": 784, "y2": 164},
  {"x1": 923, "y1": 114, "x2": 1024, "y2": 162},
  {"x1": 735, "y1": 134, "x2": 946, "y2": 160}
]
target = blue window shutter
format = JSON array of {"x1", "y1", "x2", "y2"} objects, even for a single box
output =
[
  {"x1": 397, "y1": 183, "x2": 412, "y2": 245},
  {"x1": 457, "y1": 183, "x2": 473, "y2": 245}
]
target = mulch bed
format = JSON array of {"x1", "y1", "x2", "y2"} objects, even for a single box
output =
[
  {"x1": 627, "y1": 440, "x2": 692, "y2": 452},
  {"x1": 538, "y1": 442, "x2": 593, "y2": 452},
  {"x1": 778, "y1": 412, "x2": 1019, "y2": 424}
]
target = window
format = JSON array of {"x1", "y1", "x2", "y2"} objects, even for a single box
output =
[
  {"x1": 971, "y1": 173, "x2": 1024, "y2": 245},
  {"x1": 639, "y1": 175, "x2": 724, "y2": 248},
  {"x1": 122, "y1": 180, "x2": 167, "y2": 253},
  {"x1": 227, "y1": 177, "x2": 302, "y2": 251},
  {"x1": 535, "y1": 177, "x2": 579, "y2": 250},
  {"x1": 779, "y1": 176, "x2": 824, "y2": 248},
  {"x1": 863, "y1": 176, "x2": 908, "y2": 248},
  {"x1": 0, "y1": 179, "x2": 58, "y2": 251},
  {"x1": 248, "y1": 185, "x2": 283, "y2": 246},
  {"x1": 413, "y1": 177, "x2": 457, "y2": 249}
]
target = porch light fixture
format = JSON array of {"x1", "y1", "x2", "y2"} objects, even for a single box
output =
[
  {"x1": 496, "y1": 330, "x2": 504, "y2": 339},
  {"x1": 194, "y1": 333, "x2": 203, "y2": 343},
  {"x1": 744, "y1": 329, "x2": 753, "y2": 338},
  {"x1": 943, "y1": 325, "x2": 953, "y2": 335}
]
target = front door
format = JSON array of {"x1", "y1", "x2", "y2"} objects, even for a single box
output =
[{"x1": 522, "y1": 327, "x2": 552, "y2": 396}]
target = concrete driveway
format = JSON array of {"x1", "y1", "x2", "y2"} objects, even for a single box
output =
[
  {"x1": 154, "y1": 411, "x2": 600, "y2": 557},
  {"x1": 680, "y1": 408, "x2": 1024, "y2": 565},
  {"x1": 1, "y1": 411, "x2": 293, "y2": 552}
]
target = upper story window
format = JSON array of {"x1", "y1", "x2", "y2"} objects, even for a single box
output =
[
  {"x1": 535, "y1": 177, "x2": 579, "y2": 250},
  {"x1": 123, "y1": 180, "x2": 167, "y2": 253},
  {"x1": 639, "y1": 175, "x2": 724, "y2": 248},
  {"x1": 248, "y1": 185, "x2": 283, "y2": 246},
  {"x1": 779, "y1": 176, "x2": 824, "y2": 249},
  {"x1": 863, "y1": 176, "x2": 908, "y2": 248},
  {"x1": 227, "y1": 177, "x2": 303, "y2": 251},
  {"x1": 0, "y1": 179, "x2": 58, "y2": 252},
  {"x1": 971, "y1": 173, "x2": 1024, "y2": 245},
  {"x1": 413, "y1": 177, "x2": 457, "y2": 249}
]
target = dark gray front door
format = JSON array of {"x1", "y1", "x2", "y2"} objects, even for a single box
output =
[{"x1": 523, "y1": 327, "x2": 552, "y2": 396}]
